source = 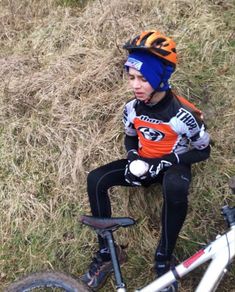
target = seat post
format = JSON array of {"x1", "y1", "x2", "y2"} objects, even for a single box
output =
[{"x1": 104, "y1": 230, "x2": 126, "y2": 291}]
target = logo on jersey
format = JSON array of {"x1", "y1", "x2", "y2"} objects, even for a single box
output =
[
  {"x1": 138, "y1": 127, "x2": 165, "y2": 141},
  {"x1": 176, "y1": 108, "x2": 198, "y2": 130},
  {"x1": 139, "y1": 115, "x2": 161, "y2": 124}
]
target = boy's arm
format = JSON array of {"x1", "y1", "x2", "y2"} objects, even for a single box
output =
[
  {"x1": 141, "y1": 127, "x2": 211, "y2": 166},
  {"x1": 163, "y1": 144, "x2": 211, "y2": 165},
  {"x1": 124, "y1": 134, "x2": 138, "y2": 153}
]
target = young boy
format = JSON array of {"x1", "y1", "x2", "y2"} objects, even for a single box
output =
[{"x1": 81, "y1": 30, "x2": 210, "y2": 291}]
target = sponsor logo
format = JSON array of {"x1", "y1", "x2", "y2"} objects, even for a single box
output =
[
  {"x1": 125, "y1": 57, "x2": 143, "y2": 70},
  {"x1": 176, "y1": 108, "x2": 198, "y2": 130},
  {"x1": 138, "y1": 127, "x2": 165, "y2": 141},
  {"x1": 139, "y1": 115, "x2": 162, "y2": 124}
]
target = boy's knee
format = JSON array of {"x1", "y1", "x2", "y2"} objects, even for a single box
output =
[
  {"x1": 87, "y1": 169, "x2": 99, "y2": 185},
  {"x1": 163, "y1": 172, "x2": 190, "y2": 203}
]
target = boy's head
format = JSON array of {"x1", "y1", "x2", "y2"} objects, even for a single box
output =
[{"x1": 123, "y1": 30, "x2": 177, "y2": 92}]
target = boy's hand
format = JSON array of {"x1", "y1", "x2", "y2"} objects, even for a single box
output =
[
  {"x1": 147, "y1": 160, "x2": 172, "y2": 178},
  {"x1": 125, "y1": 150, "x2": 142, "y2": 186},
  {"x1": 139, "y1": 158, "x2": 173, "y2": 180},
  {"x1": 124, "y1": 163, "x2": 142, "y2": 186},
  {"x1": 127, "y1": 149, "x2": 139, "y2": 162}
]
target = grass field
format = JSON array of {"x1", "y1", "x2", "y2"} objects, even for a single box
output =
[{"x1": 0, "y1": 0, "x2": 235, "y2": 291}]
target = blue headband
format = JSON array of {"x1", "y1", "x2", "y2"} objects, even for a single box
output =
[{"x1": 124, "y1": 51, "x2": 174, "y2": 91}]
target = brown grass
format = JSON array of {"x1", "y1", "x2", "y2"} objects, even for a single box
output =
[{"x1": 0, "y1": 0, "x2": 235, "y2": 291}]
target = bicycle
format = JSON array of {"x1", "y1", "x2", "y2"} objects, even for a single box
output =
[{"x1": 5, "y1": 177, "x2": 235, "y2": 292}]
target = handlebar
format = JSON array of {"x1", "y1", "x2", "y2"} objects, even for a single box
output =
[
  {"x1": 221, "y1": 205, "x2": 235, "y2": 227},
  {"x1": 221, "y1": 176, "x2": 235, "y2": 227},
  {"x1": 229, "y1": 176, "x2": 235, "y2": 194}
]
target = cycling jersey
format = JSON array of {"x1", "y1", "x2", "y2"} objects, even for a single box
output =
[{"x1": 123, "y1": 90, "x2": 210, "y2": 158}]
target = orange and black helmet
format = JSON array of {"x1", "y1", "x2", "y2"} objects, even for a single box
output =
[{"x1": 123, "y1": 30, "x2": 177, "y2": 67}]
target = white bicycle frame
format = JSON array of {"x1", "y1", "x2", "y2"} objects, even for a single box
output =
[
  {"x1": 136, "y1": 225, "x2": 235, "y2": 292},
  {"x1": 81, "y1": 203, "x2": 235, "y2": 292}
]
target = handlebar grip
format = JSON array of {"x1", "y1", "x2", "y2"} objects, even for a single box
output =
[
  {"x1": 229, "y1": 176, "x2": 235, "y2": 194},
  {"x1": 221, "y1": 205, "x2": 235, "y2": 227}
]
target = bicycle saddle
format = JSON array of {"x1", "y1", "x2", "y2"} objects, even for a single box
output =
[{"x1": 80, "y1": 215, "x2": 136, "y2": 230}]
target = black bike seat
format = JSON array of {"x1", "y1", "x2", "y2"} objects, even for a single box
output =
[{"x1": 80, "y1": 215, "x2": 136, "y2": 230}]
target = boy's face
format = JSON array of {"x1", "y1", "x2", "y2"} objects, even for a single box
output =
[{"x1": 128, "y1": 67, "x2": 154, "y2": 103}]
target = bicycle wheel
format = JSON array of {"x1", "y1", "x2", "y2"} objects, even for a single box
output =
[{"x1": 4, "y1": 271, "x2": 91, "y2": 292}]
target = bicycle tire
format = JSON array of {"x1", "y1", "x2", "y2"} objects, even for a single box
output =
[{"x1": 4, "y1": 271, "x2": 91, "y2": 292}]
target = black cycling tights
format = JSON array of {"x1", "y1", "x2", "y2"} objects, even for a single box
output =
[{"x1": 87, "y1": 159, "x2": 191, "y2": 262}]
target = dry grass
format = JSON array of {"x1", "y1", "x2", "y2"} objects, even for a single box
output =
[{"x1": 0, "y1": 0, "x2": 235, "y2": 291}]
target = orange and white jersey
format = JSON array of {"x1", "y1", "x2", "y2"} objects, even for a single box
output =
[{"x1": 123, "y1": 91, "x2": 210, "y2": 158}]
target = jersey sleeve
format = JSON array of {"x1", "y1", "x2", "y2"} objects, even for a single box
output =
[
  {"x1": 174, "y1": 107, "x2": 210, "y2": 150},
  {"x1": 124, "y1": 134, "x2": 139, "y2": 152},
  {"x1": 174, "y1": 95, "x2": 210, "y2": 150},
  {"x1": 123, "y1": 99, "x2": 137, "y2": 136},
  {"x1": 190, "y1": 124, "x2": 210, "y2": 150}
]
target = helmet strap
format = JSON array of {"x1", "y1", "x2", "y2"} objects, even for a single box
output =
[
  {"x1": 145, "y1": 89, "x2": 157, "y2": 103},
  {"x1": 142, "y1": 89, "x2": 158, "y2": 104}
]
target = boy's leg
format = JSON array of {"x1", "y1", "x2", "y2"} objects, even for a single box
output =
[
  {"x1": 81, "y1": 159, "x2": 129, "y2": 289},
  {"x1": 87, "y1": 159, "x2": 129, "y2": 218},
  {"x1": 155, "y1": 164, "x2": 191, "y2": 291},
  {"x1": 87, "y1": 159, "x2": 130, "y2": 250}
]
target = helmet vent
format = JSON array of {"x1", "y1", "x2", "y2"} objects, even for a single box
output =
[
  {"x1": 139, "y1": 32, "x2": 154, "y2": 46},
  {"x1": 152, "y1": 38, "x2": 166, "y2": 46}
]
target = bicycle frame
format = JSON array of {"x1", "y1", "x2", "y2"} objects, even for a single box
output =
[
  {"x1": 80, "y1": 205, "x2": 235, "y2": 292},
  {"x1": 137, "y1": 225, "x2": 235, "y2": 292},
  {"x1": 6, "y1": 180, "x2": 235, "y2": 292}
]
